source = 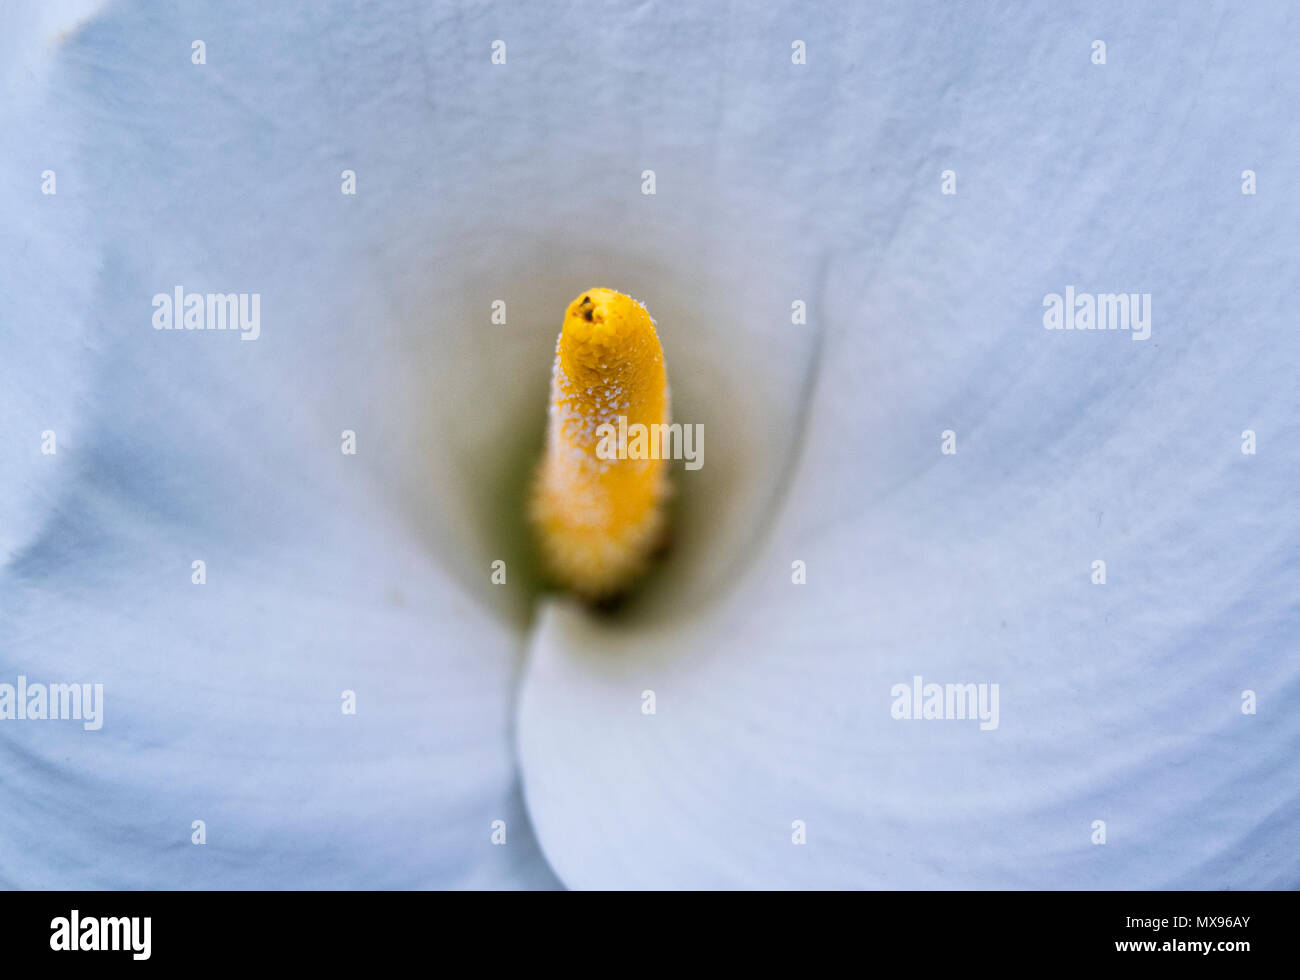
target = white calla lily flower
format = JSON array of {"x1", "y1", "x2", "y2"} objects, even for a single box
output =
[{"x1": 3, "y1": 0, "x2": 1297, "y2": 890}]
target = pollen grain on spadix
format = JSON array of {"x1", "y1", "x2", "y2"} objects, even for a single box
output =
[{"x1": 529, "y1": 288, "x2": 671, "y2": 600}]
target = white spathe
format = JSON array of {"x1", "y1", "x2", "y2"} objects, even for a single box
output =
[
  {"x1": 4, "y1": 0, "x2": 1298, "y2": 890},
  {"x1": 514, "y1": 3, "x2": 1300, "y2": 887},
  {"x1": 1, "y1": 0, "x2": 818, "y2": 888}
]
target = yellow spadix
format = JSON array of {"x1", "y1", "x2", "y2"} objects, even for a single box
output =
[{"x1": 530, "y1": 289, "x2": 671, "y2": 599}]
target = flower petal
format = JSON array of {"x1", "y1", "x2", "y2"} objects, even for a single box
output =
[
  {"x1": 517, "y1": 4, "x2": 1300, "y2": 888},
  {"x1": 0, "y1": 0, "x2": 575, "y2": 888},
  {"x1": 31, "y1": 0, "x2": 827, "y2": 615},
  {"x1": 0, "y1": 3, "x2": 105, "y2": 561},
  {"x1": 1, "y1": 488, "x2": 556, "y2": 887}
]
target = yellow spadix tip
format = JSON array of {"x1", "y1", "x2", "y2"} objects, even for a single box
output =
[{"x1": 530, "y1": 288, "x2": 671, "y2": 599}]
